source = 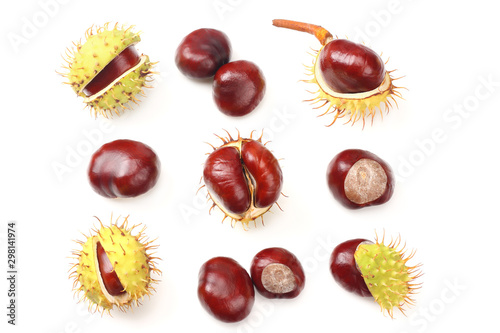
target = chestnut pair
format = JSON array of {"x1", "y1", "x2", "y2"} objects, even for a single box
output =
[
  {"x1": 176, "y1": 28, "x2": 266, "y2": 117},
  {"x1": 198, "y1": 247, "x2": 305, "y2": 323}
]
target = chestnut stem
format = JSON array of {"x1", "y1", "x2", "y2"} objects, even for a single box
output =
[{"x1": 272, "y1": 19, "x2": 333, "y2": 45}]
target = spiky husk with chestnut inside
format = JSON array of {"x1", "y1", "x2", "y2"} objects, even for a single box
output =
[
  {"x1": 59, "y1": 23, "x2": 157, "y2": 118},
  {"x1": 69, "y1": 216, "x2": 161, "y2": 314},
  {"x1": 273, "y1": 19, "x2": 403, "y2": 127}
]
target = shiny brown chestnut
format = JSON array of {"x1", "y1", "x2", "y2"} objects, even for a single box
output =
[
  {"x1": 203, "y1": 132, "x2": 283, "y2": 227},
  {"x1": 198, "y1": 257, "x2": 255, "y2": 323},
  {"x1": 175, "y1": 28, "x2": 231, "y2": 79},
  {"x1": 88, "y1": 139, "x2": 160, "y2": 198},
  {"x1": 326, "y1": 149, "x2": 394, "y2": 209},
  {"x1": 250, "y1": 247, "x2": 305, "y2": 299},
  {"x1": 329, "y1": 238, "x2": 371, "y2": 297},
  {"x1": 319, "y1": 39, "x2": 385, "y2": 93},
  {"x1": 96, "y1": 241, "x2": 125, "y2": 296},
  {"x1": 213, "y1": 60, "x2": 266, "y2": 117}
]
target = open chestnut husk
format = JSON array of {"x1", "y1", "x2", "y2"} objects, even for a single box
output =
[
  {"x1": 203, "y1": 131, "x2": 283, "y2": 228},
  {"x1": 330, "y1": 234, "x2": 422, "y2": 318},
  {"x1": 272, "y1": 19, "x2": 402, "y2": 126},
  {"x1": 326, "y1": 149, "x2": 394, "y2": 209},
  {"x1": 198, "y1": 257, "x2": 255, "y2": 323},
  {"x1": 88, "y1": 139, "x2": 160, "y2": 198},
  {"x1": 250, "y1": 247, "x2": 305, "y2": 299},
  {"x1": 69, "y1": 216, "x2": 160, "y2": 313},
  {"x1": 175, "y1": 28, "x2": 231, "y2": 79},
  {"x1": 59, "y1": 23, "x2": 156, "y2": 117}
]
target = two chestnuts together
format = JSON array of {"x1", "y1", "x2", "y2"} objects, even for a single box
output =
[{"x1": 62, "y1": 20, "x2": 420, "y2": 320}]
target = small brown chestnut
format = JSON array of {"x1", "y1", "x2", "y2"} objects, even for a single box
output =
[
  {"x1": 213, "y1": 60, "x2": 266, "y2": 117},
  {"x1": 329, "y1": 238, "x2": 371, "y2": 297},
  {"x1": 250, "y1": 247, "x2": 305, "y2": 299},
  {"x1": 88, "y1": 139, "x2": 160, "y2": 198},
  {"x1": 175, "y1": 28, "x2": 231, "y2": 79},
  {"x1": 198, "y1": 256, "x2": 255, "y2": 323},
  {"x1": 326, "y1": 149, "x2": 394, "y2": 209}
]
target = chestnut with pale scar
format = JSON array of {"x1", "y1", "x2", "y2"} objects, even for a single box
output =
[{"x1": 327, "y1": 149, "x2": 394, "y2": 209}]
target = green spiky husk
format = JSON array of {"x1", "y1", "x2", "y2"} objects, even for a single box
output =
[
  {"x1": 61, "y1": 24, "x2": 155, "y2": 117},
  {"x1": 71, "y1": 217, "x2": 159, "y2": 314},
  {"x1": 354, "y1": 239, "x2": 420, "y2": 317}
]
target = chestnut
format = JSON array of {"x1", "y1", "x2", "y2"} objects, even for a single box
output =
[
  {"x1": 329, "y1": 235, "x2": 422, "y2": 317},
  {"x1": 88, "y1": 139, "x2": 160, "y2": 198},
  {"x1": 326, "y1": 149, "x2": 394, "y2": 209},
  {"x1": 198, "y1": 256, "x2": 255, "y2": 323},
  {"x1": 329, "y1": 238, "x2": 371, "y2": 297},
  {"x1": 203, "y1": 132, "x2": 283, "y2": 227},
  {"x1": 272, "y1": 19, "x2": 401, "y2": 126},
  {"x1": 250, "y1": 247, "x2": 305, "y2": 299},
  {"x1": 96, "y1": 241, "x2": 126, "y2": 296},
  {"x1": 213, "y1": 60, "x2": 266, "y2": 117},
  {"x1": 175, "y1": 28, "x2": 231, "y2": 79},
  {"x1": 318, "y1": 39, "x2": 385, "y2": 94}
]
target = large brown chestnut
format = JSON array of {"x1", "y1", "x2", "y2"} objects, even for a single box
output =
[
  {"x1": 198, "y1": 257, "x2": 255, "y2": 323},
  {"x1": 203, "y1": 134, "x2": 283, "y2": 227},
  {"x1": 175, "y1": 28, "x2": 231, "y2": 79},
  {"x1": 329, "y1": 238, "x2": 371, "y2": 297},
  {"x1": 213, "y1": 60, "x2": 266, "y2": 117},
  {"x1": 318, "y1": 39, "x2": 385, "y2": 93},
  {"x1": 326, "y1": 149, "x2": 394, "y2": 209},
  {"x1": 88, "y1": 139, "x2": 160, "y2": 198},
  {"x1": 250, "y1": 247, "x2": 305, "y2": 299}
]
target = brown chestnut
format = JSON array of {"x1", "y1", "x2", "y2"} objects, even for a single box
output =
[
  {"x1": 326, "y1": 149, "x2": 394, "y2": 209},
  {"x1": 329, "y1": 238, "x2": 371, "y2": 297},
  {"x1": 88, "y1": 139, "x2": 160, "y2": 198},
  {"x1": 318, "y1": 39, "x2": 385, "y2": 94},
  {"x1": 250, "y1": 247, "x2": 305, "y2": 299},
  {"x1": 198, "y1": 257, "x2": 255, "y2": 323},
  {"x1": 96, "y1": 241, "x2": 125, "y2": 296},
  {"x1": 175, "y1": 28, "x2": 231, "y2": 79},
  {"x1": 213, "y1": 60, "x2": 266, "y2": 117}
]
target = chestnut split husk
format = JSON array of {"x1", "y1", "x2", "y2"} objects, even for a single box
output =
[
  {"x1": 272, "y1": 19, "x2": 402, "y2": 126},
  {"x1": 327, "y1": 149, "x2": 394, "y2": 209},
  {"x1": 59, "y1": 23, "x2": 157, "y2": 117},
  {"x1": 330, "y1": 233, "x2": 422, "y2": 318},
  {"x1": 203, "y1": 131, "x2": 283, "y2": 228},
  {"x1": 69, "y1": 216, "x2": 161, "y2": 314}
]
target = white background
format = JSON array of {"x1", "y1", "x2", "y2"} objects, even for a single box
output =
[{"x1": 1, "y1": 0, "x2": 499, "y2": 332}]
